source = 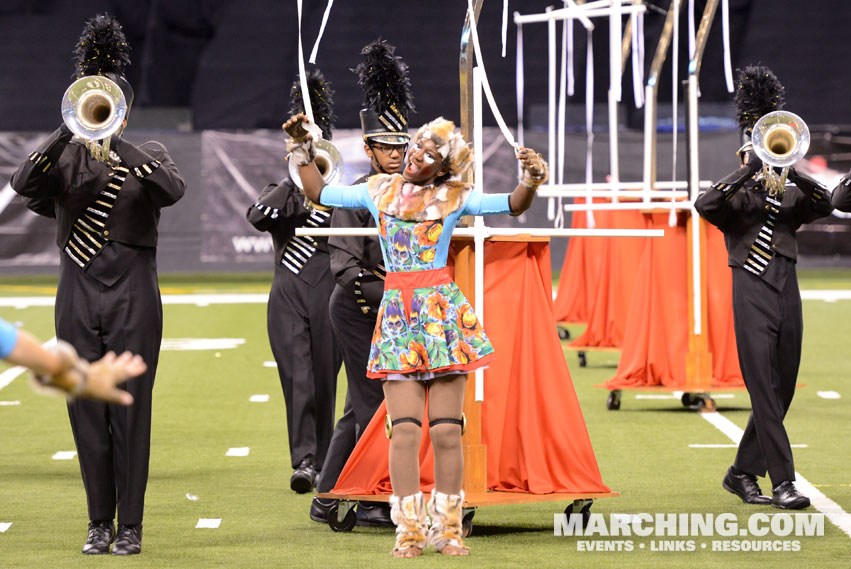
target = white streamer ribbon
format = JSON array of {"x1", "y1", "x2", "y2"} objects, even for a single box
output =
[
  {"x1": 295, "y1": 0, "x2": 314, "y2": 124},
  {"x1": 630, "y1": 11, "x2": 644, "y2": 108},
  {"x1": 722, "y1": 0, "x2": 734, "y2": 92},
  {"x1": 501, "y1": 0, "x2": 509, "y2": 57},
  {"x1": 466, "y1": 0, "x2": 520, "y2": 151},
  {"x1": 308, "y1": 0, "x2": 335, "y2": 64},
  {"x1": 585, "y1": 30, "x2": 595, "y2": 229},
  {"x1": 566, "y1": 4, "x2": 575, "y2": 96},
  {"x1": 688, "y1": 0, "x2": 696, "y2": 60}
]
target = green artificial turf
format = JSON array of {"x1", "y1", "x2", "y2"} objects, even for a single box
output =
[{"x1": 0, "y1": 272, "x2": 848, "y2": 568}]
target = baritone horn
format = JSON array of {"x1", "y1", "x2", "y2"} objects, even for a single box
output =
[
  {"x1": 287, "y1": 138, "x2": 343, "y2": 190},
  {"x1": 751, "y1": 110, "x2": 810, "y2": 196},
  {"x1": 61, "y1": 75, "x2": 127, "y2": 163}
]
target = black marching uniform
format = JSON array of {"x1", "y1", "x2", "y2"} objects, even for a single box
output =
[
  {"x1": 316, "y1": 171, "x2": 386, "y2": 496},
  {"x1": 831, "y1": 169, "x2": 851, "y2": 211},
  {"x1": 695, "y1": 158, "x2": 832, "y2": 487},
  {"x1": 246, "y1": 179, "x2": 340, "y2": 477},
  {"x1": 11, "y1": 126, "x2": 185, "y2": 526}
]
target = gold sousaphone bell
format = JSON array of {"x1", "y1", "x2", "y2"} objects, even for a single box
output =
[
  {"x1": 751, "y1": 110, "x2": 810, "y2": 196},
  {"x1": 61, "y1": 75, "x2": 127, "y2": 163}
]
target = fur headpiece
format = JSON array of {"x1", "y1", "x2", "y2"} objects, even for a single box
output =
[
  {"x1": 734, "y1": 65, "x2": 786, "y2": 137},
  {"x1": 288, "y1": 67, "x2": 336, "y2": 141},
  {"x1": 413, "y1": 117, "x2": 473, "y2": 181},
  {"x1": 353, "y1": 39, "x2": 415, "y2": 145}
]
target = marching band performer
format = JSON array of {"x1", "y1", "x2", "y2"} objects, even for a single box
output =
[
  {"x1": 246, "y1": 69, "x2": 341, "y2": 495},
  {"x1": 310, "y1": 39, "x2": 414, "y2": 529},
  {"x1": 695, "y1": 66, "x2": 831, "y2": 510},
  {"x1": 285, "y1": 109, "x2": 547, "y2": 557},
  {"x1": 11, "y1": 14, "x2": 185, "y2": 555},
  {"x1": 830, "y1": 168, "x2": 851, "y2": 211}
]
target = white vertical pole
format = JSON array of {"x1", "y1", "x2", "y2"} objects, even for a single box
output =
[
  {"x1": 610, "y1": 0, "x2": 622, "y2": 102},
  {"x1": 608, "y1": 88, "x2": 620, "y2": 202},
  {"x1": 642, "y1": 84, "x2": 655, "y2": 202},
  {"x1": 687, "y1": 74, "x2": 702, "y2": 336},
  {"x1": 473, "y1": 66, "x2": 486, "y2": 402},
  {"x1": 547, "y1": 7, "x2": 557, "y2": 221}
]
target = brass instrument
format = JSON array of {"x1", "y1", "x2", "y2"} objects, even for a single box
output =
[
  {"x1": 751, "y1": 110, "x2": 810, "y2": 196},
  {"x1": 61, "y1": 75, "x2": 127, "y2": 163},
  {"x1": 287, "y1": 138, "x2": 343, "y2": 189},
  {"x1": 287, "y1": 138, "x2": 343, "y2": 211}
]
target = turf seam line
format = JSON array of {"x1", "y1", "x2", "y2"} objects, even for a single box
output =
[{"x1": 701, "y1": 411, "x2": 851, "y2": 539}]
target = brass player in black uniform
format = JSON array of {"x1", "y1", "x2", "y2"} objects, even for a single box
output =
[
  {"x1": 695, "y1": 66, "x2": 831, "y2": 510},
  {"x1": 11, "y1": 14, "x2": 186, "y2": 555},
  {"x1": 246, "y1": 69, "x2": 341, "y2": 494},
  {"x1": 830, "y1": 168, "x2": 851, "y2": 211},
  {"x1": 310, "y1": 40, "x2": 414, "y2": 527}
]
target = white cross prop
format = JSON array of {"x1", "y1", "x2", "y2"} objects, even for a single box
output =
[{"x1": 296, "y1": 3, "x2": 670, "y2": 401}]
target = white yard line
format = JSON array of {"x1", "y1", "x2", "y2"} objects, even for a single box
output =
[
  {"x1": 0, "y1": 294, "x2": 269, "y2": 308},
  {"x1": 689, "y1": 443, "x2": 808, "y2": 448},
  {"x1": 701, "y1": 411, "x2": 851, "y2": 539},
  {"x1": 0, "y1": 366, "x2": 26, "y2": 391},
  {"x1": 0, "y1": 290, "x2": 846, "y2": 309}
]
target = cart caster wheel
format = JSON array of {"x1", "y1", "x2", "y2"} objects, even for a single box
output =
[
  {"x1": 327, "y1": 503, "x2": 357, "y2": 532},
  {"x1": 461, "y1": 508, "x2": 476, "y2": 538},
  {"x1": 606, "y1": 390, "x2": 621, "y2": 411},
  {"x1": 681, "y1": 392, "x2": 696, "y2": 407},
  {"x1": 578, "y1": 351, "x2": 587, "y2": 367},
  {"x1": 697, "y1": 397, "x2": 717, "y2": 413},
  {"x1": 558, "y1": 326, "x2": 571, "y2": 340},
  {"x1": 564, "y1": 500, "x2": 593, "y2": 530}
]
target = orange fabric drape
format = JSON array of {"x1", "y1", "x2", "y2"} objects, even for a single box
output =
[
  {"x1": 553, "y1": 199, "x2": 605, "y2": 324},
  {"x1": 332, "y1": 240, "x2": 610, "y2": 495},
  {"x1": 481, "y1": 241, "x2": 610, "y2": 493},
  {"x1": 605, "y1": 213, "x2": 743, "y2": 389},
  {"x1": 569, "y1": 207, "x2": 649, "y2": 349}
]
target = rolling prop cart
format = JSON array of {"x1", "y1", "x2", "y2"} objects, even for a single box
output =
[
  {"x1": 601, "y1": 212, "x2": 746, "y2": 412},
  {"x1": 318, "y1": 239, "x2": 618, "y2": 534}
]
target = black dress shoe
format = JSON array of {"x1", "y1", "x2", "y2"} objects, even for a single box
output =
[
  {"x1": 310, "y1": 497, "x2": 337, "y2": 523},
  {"x1": 82, "y1": 520, "x2": 114, "y2": 554},
  {"x1": 112, "y1": 524, "x2": 142, "y2": 556},
  {"x1": 722, "y1": 467, "x2": 771, "y2": 505},
  {"x1": 290, "y1": 457, "x2": 317, "y2": 494},
  {"x1": 356, "y1": 501, "x2": 394, "y2": 528},
  {"x1": 771, "y1": 481, "x2": 810, "y2": 510}
]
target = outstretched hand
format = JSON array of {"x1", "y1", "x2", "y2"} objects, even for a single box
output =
[
  {"x1": 85, "y1": 351, "x2": 146, "y2": 405},
  {"x1": 282, "y1": 113, "x2": 312, "y2": 141},
  {"x1": 516, "y1": 147, "x2": 549, "y2": 187}
]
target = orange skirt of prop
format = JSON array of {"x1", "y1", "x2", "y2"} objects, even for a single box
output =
[
  {"x1": 605, "y1": 212, "x2": 743, "y2": 389},
  {"x1": 332, "y1": 240, "x2": 611, "y2": 495}
]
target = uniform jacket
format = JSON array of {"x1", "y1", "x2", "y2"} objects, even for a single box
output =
[
  {"x1": 328, "y1": 172, "x2": 384, "y2": 291},
  {"x1": 11, "y1": 126, "x2": 185, "y2": 249},
  {"x1": 246, "y1": 177, "x2": 331, "y2": 286},
  {"x1": 695, "y1": 162, "x2": 832, "y2": 266},
  {"x1": 830, "y1": 170, "x2": 851, "y2": 212}
]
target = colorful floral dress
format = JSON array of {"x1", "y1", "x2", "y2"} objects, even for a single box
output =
[{"x1": 320, "y1": 174, "x2": 511, "y2": 379}]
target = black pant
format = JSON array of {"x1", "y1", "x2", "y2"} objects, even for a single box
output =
[
  {"x1": 56, "y1": 250, "x2": 162, "y2": 525},
  {"x1": 317, "y1": 284, "x2": 384, "y2": 493},
  {"x1": 731, "y1": 265, "x2": 801, "y2": 486},
  {"x1": 267, "y1": 266, "x2": 340, "y2": 470}
]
